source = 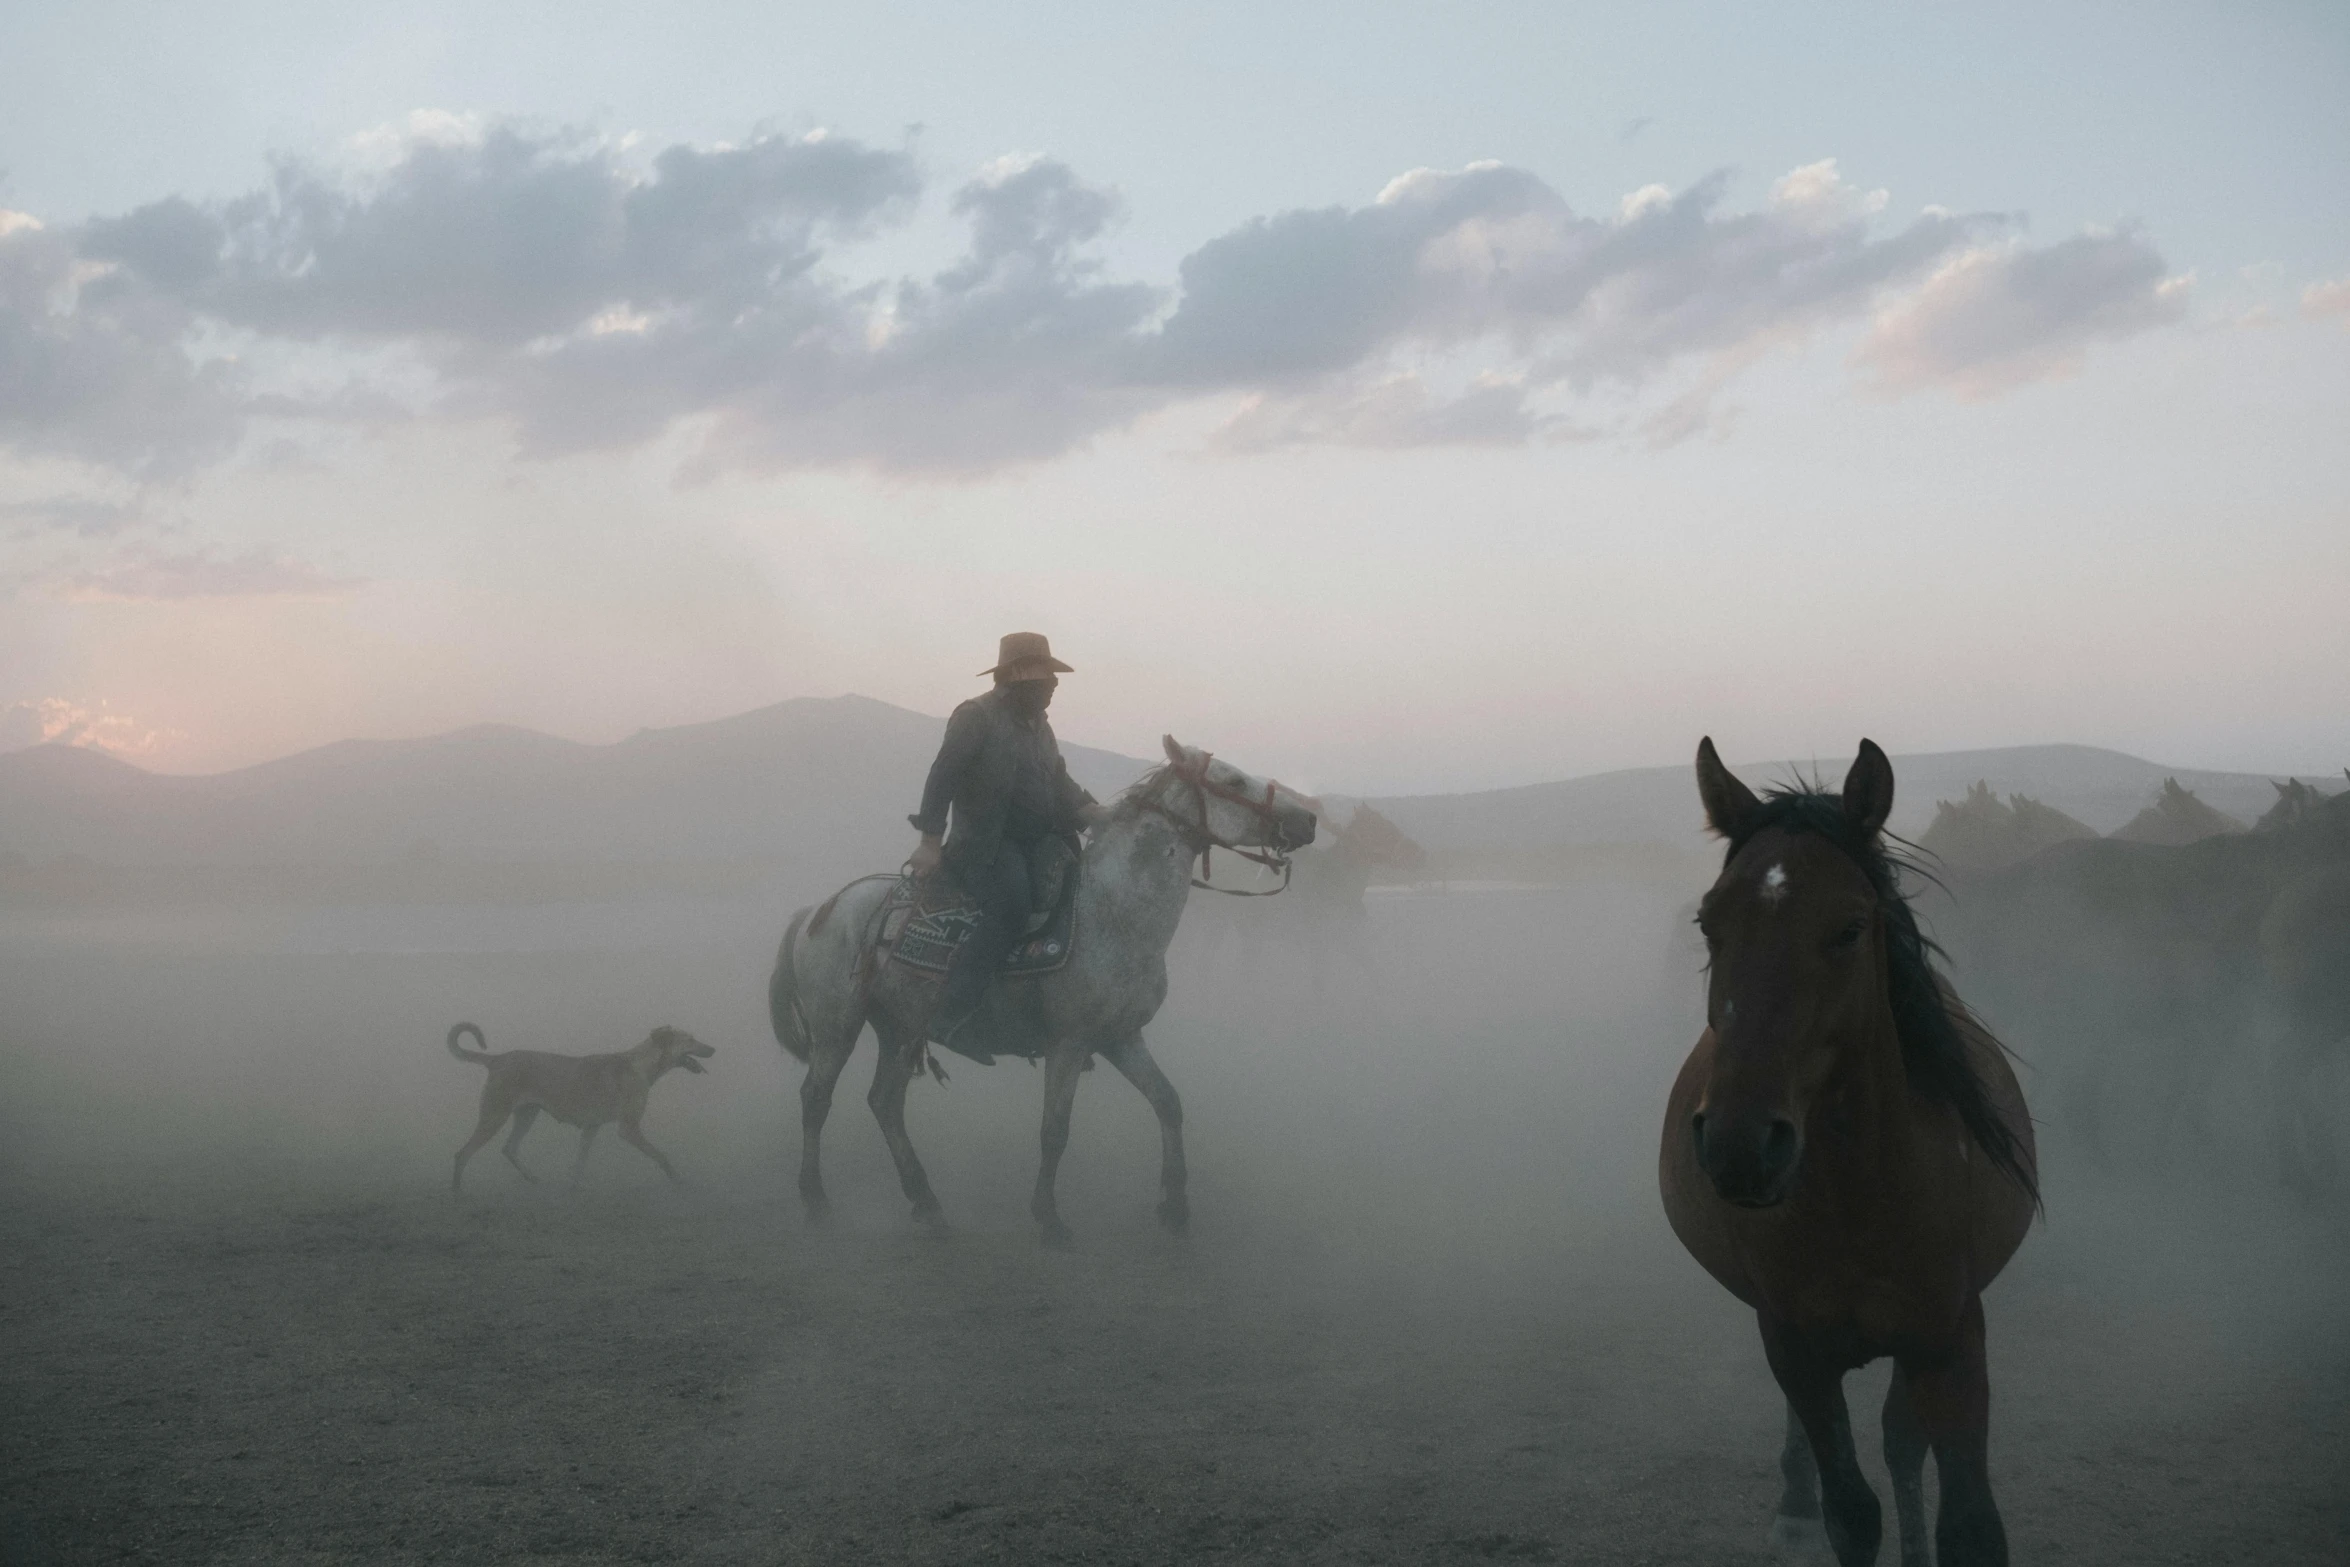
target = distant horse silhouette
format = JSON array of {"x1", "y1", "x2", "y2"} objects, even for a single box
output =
[
  {"x1": 1948, "y1": 769, "x2": 2350, "y2": 1188},
  {"x1": 1661, "y1": 739, "x2": 2038, "y2": 1567},
  {"x1": 1186, "y1": 799, "x2": 1425, "y2": 995},
  {"x1": 769, "y1": 738, "x2": 1316, "y2": 1247}
]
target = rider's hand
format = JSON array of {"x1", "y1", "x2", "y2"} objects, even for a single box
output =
[
  {"x1": 1079, "y1": 801, "x2": 1110, "y2": 830},
  {"x1": 909, "y1": 837, "x2": 944, "y2": 878}
]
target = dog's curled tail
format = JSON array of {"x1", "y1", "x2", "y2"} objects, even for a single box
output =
[
  {"x1": 446, "y1": 1022, "x2": 494, "y2": 1065},
  {"x1": 768, "y1": 908, "x2": 813, "y2": 1063}
]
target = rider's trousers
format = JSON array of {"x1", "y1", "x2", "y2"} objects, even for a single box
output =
[{"x1": 934, "y1": 838, "x2": 1035, "y2": 1032}]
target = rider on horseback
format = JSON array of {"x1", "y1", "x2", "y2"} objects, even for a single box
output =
[{"x1": 908, "y1": 633, "x2": 1107, "y2": 1048}]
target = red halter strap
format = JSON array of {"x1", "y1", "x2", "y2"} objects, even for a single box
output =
[{"x1": 1141, "y1": 749, "x2": 1296, "y2": 897}]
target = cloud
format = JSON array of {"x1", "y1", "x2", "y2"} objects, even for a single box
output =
[
  {"x1": 1144, "y1": 157, "x2": 1993, "y2": 438},
  {"x1": 1209, "y1": 372, "x2": 1556, "y2": 454},
  {"x1": 57, "y1": 546, "x2": 362, "y2": 601},
  {"x1": 2302, "y1": 276, "x2": 2350, "y2": 327},
  {"x1": 1, "y1": 124, "x2": 2193, "y2": 478},
  {"x1": 516, "y1": 153, "x2": 1163, "y2": 476},
  {"x1": 1855, "y1": 228, "x2": 2190, "y2": 398},
  {"x1": 0, "y1": 215, "x2": 244, "y2": 476},
  {"x1": 0, "y1": 494, "x2": 148, "y2": 537},
  {"x1": 84, "y1": 123, "x2": 920, "y2": 344},
  {"x1": 0, "y1": 696, "x2": 179, "y2": 757}
]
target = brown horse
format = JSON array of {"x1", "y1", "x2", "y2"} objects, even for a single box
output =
[{"x1": 1660, "y1": 739, "x2": 2038, "y2": 1567}]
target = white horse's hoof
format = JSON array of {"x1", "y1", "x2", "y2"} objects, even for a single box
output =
[{"x1": 1769, "y1": 1515, "x2": 1831, "y2": 1559}]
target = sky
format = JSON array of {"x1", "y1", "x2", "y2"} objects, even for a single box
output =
[{"x1": 3, "y1": 1, "x2": 2346, "y2": 794}]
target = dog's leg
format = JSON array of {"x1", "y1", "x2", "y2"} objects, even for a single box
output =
[
  {"x1": 570, "y1": 1123, "x2": 599, "y2": 1186},
  {"x1": 617, "y1": 1116, "x2": 681, "y2": 1182},
  {"x1": 500, "y1": 1104, "x2": 542, "y2": 1182},
  {"x1": 452, "y1": 1089, "x2": 513, "y2": 1197}
]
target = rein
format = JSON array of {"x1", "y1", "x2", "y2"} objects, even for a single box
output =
[{"x1": 1141, "y1": 750, "x2": 1296, "y2": 897}]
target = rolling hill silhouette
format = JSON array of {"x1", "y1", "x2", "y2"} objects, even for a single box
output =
[
  {"x1": 0, "y1": 696, "x2": 1150, "y2": 877},
  {"x1": 2, "y1": 698, "x2": 2332, "y2": 886}
]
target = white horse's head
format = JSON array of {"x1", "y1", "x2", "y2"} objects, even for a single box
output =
[{"x1": 1146, "y1": 736, "x2": 1318, "y2": 854}]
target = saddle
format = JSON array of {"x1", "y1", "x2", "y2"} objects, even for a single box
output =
[{"x1": 878, "y1": 840, "x2": 1081, "y2": 981}]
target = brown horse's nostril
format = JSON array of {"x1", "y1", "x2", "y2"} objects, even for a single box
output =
[
  {"x1": 1690, "y1": 1112, "x2": 1709, "y2": 1163},
  {"x1": 1761, "y1": 1118, "x2": 1800, "y2": 1182}
]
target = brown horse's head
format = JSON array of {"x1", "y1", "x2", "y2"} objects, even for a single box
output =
[
  {"x1": 1682, "y1": 736, "x2": 2039, "y2": 1212},
  {"x1": 1686, "y1": 737, "x2": 1898, "y2": 1207}
]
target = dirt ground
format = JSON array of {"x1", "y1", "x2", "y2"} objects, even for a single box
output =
[{"x1": 3, "y1": 882, "x2": 2345, "y2": 1565}]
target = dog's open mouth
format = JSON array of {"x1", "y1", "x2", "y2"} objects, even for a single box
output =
[{"x1": 679, "y1": 1056, "x2": 708, "y2": 1074}]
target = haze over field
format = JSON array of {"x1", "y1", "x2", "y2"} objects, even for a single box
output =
[
  {"x1": 4, "y1": 7, "x2": 2348, "y2": 1564},
  {"x1": 2, "y1": 692, "x2": 2334, "y2": 867}
]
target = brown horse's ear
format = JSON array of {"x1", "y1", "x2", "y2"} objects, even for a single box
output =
[
  {"x1": 1162, "y1": 734, "x2": 1186, "y2": 764},
  {"x1": 1695, "y1": 737, "x2": 1761, "y2": 839},
  {"x1": 1842, "y1": 739, "x2": 1895, "y2": 838}
]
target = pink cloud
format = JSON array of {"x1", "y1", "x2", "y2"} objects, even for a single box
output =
[{"x1": 0, "y1": 696, "x2": 181, "y2": 758}]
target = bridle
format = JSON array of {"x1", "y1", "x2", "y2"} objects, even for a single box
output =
[{"x1": 1141, "y1": 749, "x2": 1297, "y2": 897}]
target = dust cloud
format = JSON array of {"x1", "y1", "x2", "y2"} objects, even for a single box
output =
[{"x1": 2, "y1": 771, "x2": 2346, "y2": 1563}]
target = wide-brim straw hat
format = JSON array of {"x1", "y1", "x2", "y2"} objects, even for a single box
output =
[{"x1": 980, "y1": 631, "x2": 1074, "y2": 680}]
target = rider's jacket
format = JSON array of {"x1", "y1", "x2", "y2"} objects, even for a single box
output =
[{"x1": 910, "y1": 686, "x2": 1097, "y2": 877}]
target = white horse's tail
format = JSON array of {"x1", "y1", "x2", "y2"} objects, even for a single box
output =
[{"x1": 768, "y1": 907, "x2": 814, "y2": 1062}]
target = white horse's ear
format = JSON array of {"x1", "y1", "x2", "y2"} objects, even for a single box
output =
[{"x1": 1162, "y1": 734, "x2": 1186, "y2": 764}]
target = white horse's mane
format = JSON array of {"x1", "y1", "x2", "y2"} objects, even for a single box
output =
[{"x1": 1108, "y1": 761, "x2": 1182, "y2": 824}]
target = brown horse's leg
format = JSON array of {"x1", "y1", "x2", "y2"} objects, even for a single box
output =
[
  {"x1": 1882, "y1": 1370, "x2": 1931, "y2": 1567},
  {"x1": 1902, "y1": 1294, "x2": 2007, "y2": 1567},
  {"x1": 1100, "y1": 1033, "x2": 1187, "y2": 1236},
  {"x1": 1030, "y1": 1044, "x2": 1085, "y2": 1251},
  {"x1": 1767, "y1": 1402, "x2": 1824, "y2": 1553},
  {"x1": 866, "y1": 1023, "x2": 943, "y2": 1226},
  {"x1": 1761, "y1": 1318, "x2": 1879, "y2": 1567},
  {"x1": 797, "y1": 1034, "x2": 855, "y2": 1226}
]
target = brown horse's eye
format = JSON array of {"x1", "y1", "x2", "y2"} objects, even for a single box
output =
[{"x1": 1831, "y1": 917, "x2": 1869, "y2": 951}]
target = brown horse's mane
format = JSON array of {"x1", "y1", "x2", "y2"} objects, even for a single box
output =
[{"x1": 1724, "y1": 786, "x2": 2041, "y2": 1208}]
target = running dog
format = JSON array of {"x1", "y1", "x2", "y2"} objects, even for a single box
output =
[{"x1": 446, "y1": 1023, "x2": 715, "y2": 1194}]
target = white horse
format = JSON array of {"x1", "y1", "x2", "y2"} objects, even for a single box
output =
[{"x1": 769, "y1": 737, "x2": 1317, "y2": 1248}]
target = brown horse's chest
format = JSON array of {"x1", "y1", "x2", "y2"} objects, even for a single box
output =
[{"x1": 1741, "y1": 1139, "x2": 1979, "y2": 1349}]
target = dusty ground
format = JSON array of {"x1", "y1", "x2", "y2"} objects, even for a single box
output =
[{"x1": 2, "y1": 883, "x2": 2345, "y2": 1564}]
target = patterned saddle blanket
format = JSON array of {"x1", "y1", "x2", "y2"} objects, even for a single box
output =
[{"x1": 878, "y1": 860, "x2": 1080, "y2": 979}]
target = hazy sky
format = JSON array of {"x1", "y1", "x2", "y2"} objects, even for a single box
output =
[{"x1": 4, "y1": 1, "x2": 2346, "y2": 793}]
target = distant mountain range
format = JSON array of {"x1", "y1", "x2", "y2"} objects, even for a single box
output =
[
  {"x1": 1, "y1": 696, "x2": 2336, "y2": 875},
  {"x1": 1367, "y1": 743, "x2": 2340, "y2": 854},
  {"x1": 0, "y1": 695, "x2": 1150, "y2": 881}
]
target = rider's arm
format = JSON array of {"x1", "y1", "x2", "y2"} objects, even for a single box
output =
[
  {"x1": 1047, "y1": 737, "x2": 1101, "y2": 829},
  {"x1": 910, "y1": 701, "x2": 987, "y2": 838}
]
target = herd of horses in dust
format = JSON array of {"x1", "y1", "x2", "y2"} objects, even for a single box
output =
[{"x1": 467, "y1": 734, "x2": 2348, "y2": 1567}]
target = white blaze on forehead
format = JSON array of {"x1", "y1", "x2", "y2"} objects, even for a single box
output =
[{"x1": 1760, "y1": 862, "x2": 1790, "y2": 907}]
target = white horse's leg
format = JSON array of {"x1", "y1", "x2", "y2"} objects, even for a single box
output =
[
  {"x1": 866, "y1": 1019, "x2": 943, "y2": 1226},
  {"x1": 1100, "y1": 1033, "x2": 1187, "y2": 1235},
  {"x1": 797, "y1": 1032, "x2": 856, "y2": 1225},
  {"x1": 1030, "y1": 1043, "x2": 1085, "y2": 1250}
]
